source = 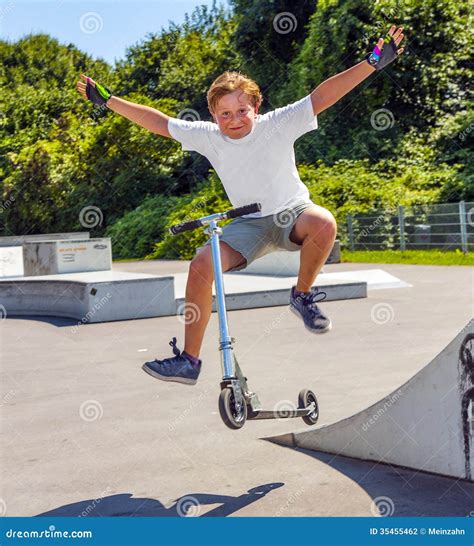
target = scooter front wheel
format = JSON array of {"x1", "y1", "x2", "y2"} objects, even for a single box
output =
[
  {"x1": 219, "y1": 387, "x2": 247, "y2": 429},
  {"x1": 298, "y1": 388, "x2": 319, "y2": 426}
]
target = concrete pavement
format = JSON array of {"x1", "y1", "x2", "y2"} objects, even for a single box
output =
[{"x1": 1, "y1": 261, "x2": 473, "y2": 516}]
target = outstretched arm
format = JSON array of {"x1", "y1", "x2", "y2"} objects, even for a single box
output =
[
  {"x1": 310, "y1": 25, "x2": 405, "y2": 115},
  {"x1": 76, "y1": 74, "x2": 171, "y2": 138},
  {"x1": 106, "y1": 96, "x2": 171, "y2": 138}
]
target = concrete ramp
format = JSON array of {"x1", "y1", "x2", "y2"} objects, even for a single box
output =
[{"x1": 269, "y1": 320, "x2": 474, "y2": 481}]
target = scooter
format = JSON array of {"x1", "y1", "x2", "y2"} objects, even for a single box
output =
[{"x1": 170, "y1": 203, "x2": 319, "y2": 430}]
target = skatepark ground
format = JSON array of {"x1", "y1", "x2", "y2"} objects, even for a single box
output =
[{"x1": 1, "y1": 261, "x2": 473, "y2": 517}]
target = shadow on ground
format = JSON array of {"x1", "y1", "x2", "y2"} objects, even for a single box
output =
[
  {"x1": 268, "y1": 443, "x2": 474, "y2": 516},
  {"x1": 4, "y1": 315, "x2": 79, "y2": 327},
  {"x1": 36, "y1": 483, "x2": 284, "y2": 517}
]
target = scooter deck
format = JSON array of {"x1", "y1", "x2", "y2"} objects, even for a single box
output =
[{"x1": 248, "y1": 403, "x2": 316, "y2": 421}]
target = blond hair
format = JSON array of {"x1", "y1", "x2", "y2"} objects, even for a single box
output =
[{"x1": 207, "y1": 70, "x2": 263, "y2": 114}]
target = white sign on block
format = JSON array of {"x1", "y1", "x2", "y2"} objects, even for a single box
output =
[
  {"x1": 23, "y1": 238, "x2": 112, "y2": 276},
  {"x1": 56, "y1": 239, "x2": 111, "y2": 273}
]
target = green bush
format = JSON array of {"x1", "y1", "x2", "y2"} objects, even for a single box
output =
[
  {"x1": 105, "y1": 193, "x2": 180, "y2": 259},
  {"x1": 146, "y1": 172, "x2": 232, "y2": 260},
  {"x1": 300, "y1": 157, "x2": 461, "y2": 224}
]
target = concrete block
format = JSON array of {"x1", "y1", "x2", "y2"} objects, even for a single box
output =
[
  {"x1": 0, "y1": 271, "x2": 176, "y2": 323},
  {"x1": 23, "y1": 238, "x2": 112, "y2": 276},
  {"x1": 326, "y1": 240, "x2": 340, "y2": 264},
  {"x1": 0, "y1": 232, "x2": 90, "y2": 247}
]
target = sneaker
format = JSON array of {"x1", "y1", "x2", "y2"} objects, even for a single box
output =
[
  {"x1": 289, "y1": 286, "x2": 332, "y2": 334},
  {"x1": 142, "y1": 337, "x2": 201, "y2": 385}
]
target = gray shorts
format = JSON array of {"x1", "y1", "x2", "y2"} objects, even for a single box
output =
[{"x1": 201, "y1": 200, "x2": 315, "y2": 272}]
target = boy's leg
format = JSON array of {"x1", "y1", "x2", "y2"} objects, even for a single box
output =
[
  {"x1": 183, "y1": 241, "x2": 246, "y2": 358},
  {"x1": 289, "y1": 205, "x2": 337, "y2": 291}
]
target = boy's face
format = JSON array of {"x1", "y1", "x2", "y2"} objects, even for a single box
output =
[{"x1": 211, "y1": 90, "x2": 259, "y2": 139}]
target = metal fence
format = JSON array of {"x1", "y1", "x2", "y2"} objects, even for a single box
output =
[{"x1": 345, "y1": 201, "x2": 474, "y2": 252}]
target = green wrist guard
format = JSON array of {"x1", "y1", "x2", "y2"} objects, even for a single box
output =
[{"x1": 86, "y1": 77, "x2": 113, "y2": 107}]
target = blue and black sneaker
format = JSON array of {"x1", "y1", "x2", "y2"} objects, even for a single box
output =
[
  {"x1": 142, "y1": 337, "x2": 201, "y2": 385},
  {"x1": 289, "y1": 286, "x2": 332, "y2": 334}
]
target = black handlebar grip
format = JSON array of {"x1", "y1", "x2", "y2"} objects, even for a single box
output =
[
  {"x1": 226, "y1": 202, "x2": 262, "y2": 219},
  {"x1": 169, "y1": 202, "x2": 262, "y2": 235},
  {"x1": 169, "y1": 218, "x2": 203, "y2": 235}
]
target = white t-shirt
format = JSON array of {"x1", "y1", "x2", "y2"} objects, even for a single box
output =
[{"x1": 167, "y1": 95, "x2": 317, "y2": 218}]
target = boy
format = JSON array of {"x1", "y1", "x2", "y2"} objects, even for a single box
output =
[{"x1": 77, "y1": 25, "x2": 404, "y2": 385}]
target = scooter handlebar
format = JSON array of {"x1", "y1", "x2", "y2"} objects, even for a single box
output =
[
  {"x1": 169, "y1": 218, "x2": 203, "y2": 235},
  {"x1": 226, "y1": 202, "x2": 261, "y2": 218},
  {"x1": 169, "y1": 202, "x2": 262, "y2": 235}
]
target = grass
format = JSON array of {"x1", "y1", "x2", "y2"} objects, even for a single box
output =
[
  {"x1": 341, "y1": 249, "x2": 474, "y2": 266},
  {"x1": 113, "y1": 249, "x2": 473, "y2": 266},
  {"x1": 113, "y1": 257, "x2": 146, "y2": 263}
]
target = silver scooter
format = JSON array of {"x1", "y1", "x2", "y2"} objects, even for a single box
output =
[{"x1": 170, "y1": 202, "x2": 319, "y2": 430}]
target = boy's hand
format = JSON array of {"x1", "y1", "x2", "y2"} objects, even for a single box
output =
[
  {"x1": 366, "y1": 25, "x2": 405, "y2": 71},
  {"x1": 76, "y1": 74, "x2": 113, "y2": 106}
]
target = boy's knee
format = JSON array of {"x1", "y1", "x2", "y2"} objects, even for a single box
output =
[
  {"x1": 314, "y1": 210, "x2": 337, "y2": 240},
  {"x1": 190, "y1": 247, "x2": 214, "y2": 282},
  {"x1": 324, "y1": 213, "x2": 337, "y2": 238}
]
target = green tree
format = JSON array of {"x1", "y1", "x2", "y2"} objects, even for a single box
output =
[
  {"x1": 229, "y1": 0, "x2": 315, "y2": 107},
  {"x1": 276, "y1": 0, "x2": 472, "y2": 163}
]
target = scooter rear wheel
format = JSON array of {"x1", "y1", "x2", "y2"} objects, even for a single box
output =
[
  {"x1": 298, "y1": 389, "x2": 319, "y2": 425},
  {"x1": 219, "y1": 387, "x2": 247, "y2": 429}
]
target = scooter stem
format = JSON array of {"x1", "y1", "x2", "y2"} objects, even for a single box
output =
[{"x1": 207, "y1": 220, "x2": 235, "y2": 380}]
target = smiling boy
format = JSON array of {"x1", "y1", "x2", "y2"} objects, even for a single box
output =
[{"x1": 77, "y1": 25, "x2": 404, "y2": 385}]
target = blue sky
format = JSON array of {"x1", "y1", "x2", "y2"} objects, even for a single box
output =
[{"x1": 0, "y1": 0, "x2": 231, "y2": 65}]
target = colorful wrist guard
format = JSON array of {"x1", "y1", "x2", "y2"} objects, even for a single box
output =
[{"x1": 366, "y1": 34, "x2": 398, "y2": 71}]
